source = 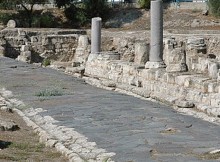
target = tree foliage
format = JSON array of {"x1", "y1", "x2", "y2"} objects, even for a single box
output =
[
  {"x1": 54, "y1": 0, "x2": 110, "y2": 27},
  {"x1": 0, "y1": 0, "x2": 48, "y2": 27},
  {"x1": 208, "y1": 0, "x2": 220, "y2": 17},
  {"x1": 82, "y1": 0, "x2": 110, "y2": 19},
  {"x1": 0, "y1": 0, "x2": 16, "y2": 9},
  {"x1": 54, "y1": 0, "x2": 73, "y2": 8},
  {"x1": 138, "y1": 0, "x2": 150, "y2": 9}
]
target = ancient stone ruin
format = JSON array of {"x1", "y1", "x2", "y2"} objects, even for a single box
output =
[{"x1": 0, "y1": 0, "x2": 220, "y2": 117}]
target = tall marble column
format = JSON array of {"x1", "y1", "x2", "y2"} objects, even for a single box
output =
[
  {"x1": 91, "y1": 17, "x2": 102, "y2": 54},
  {"x1": 88, "y1": 17, "x2": 102, "y2": 61},
  {"x1": 145, "y1": 0, "x2": 166, "y2": 68}
]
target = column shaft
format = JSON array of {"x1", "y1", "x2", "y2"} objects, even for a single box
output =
[
  {"x1": 150, "y1": 0, "x2": 163, "y2": 62},
  {"x1": 91, "y1": 17, "x2": 102, "y2": 54}
]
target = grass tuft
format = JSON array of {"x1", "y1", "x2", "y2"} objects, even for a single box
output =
[{"x1": 35, "y1": 89, "x2": 63, "y2": 97}]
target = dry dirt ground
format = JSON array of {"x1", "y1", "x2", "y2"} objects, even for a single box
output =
[
  {"x1": 105, "y1": 8, "x2": 220, "y2": 30},
  {"x1": 0, "y1": 109, "x2": 68, "y2": 162}
]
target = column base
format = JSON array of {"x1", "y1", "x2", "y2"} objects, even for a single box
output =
[
  {"x1": 87, "y1": 53, "x2": 98, "y2": 62},
  {"x1": 145, "y1": 61, "x2": 166, "y2": 69}
]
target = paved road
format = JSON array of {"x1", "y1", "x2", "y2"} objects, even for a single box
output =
[{"x1": 0, "y1": 57, "x2": 220, "y2": 162}]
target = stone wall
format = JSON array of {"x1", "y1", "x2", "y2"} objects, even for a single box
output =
[
  {"x1": 85, "y1": 31, "x2": 220, "y2": 117},
  {"x1": 0, "y1": 28, "x2": 88, "y2": 63},
  {"x1": 85, "y1": 58, "x2": 220, "y2": 117},
  {"x1": 168, "y1": 2, "x2": 207, "y2": 10}
]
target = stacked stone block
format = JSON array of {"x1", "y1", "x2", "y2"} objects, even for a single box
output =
[
  {"x1": 85, "y1": 58, "x2": 220, "y2": 117},
  {"x1": 164, "y1": 38, "x2": 187, "y2": 72},
  {"x1": 17, "y1": 45, "x2": 32, "y2": 63}
]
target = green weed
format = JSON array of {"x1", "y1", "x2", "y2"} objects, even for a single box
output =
[{"x1": 35, "y1": 89, "x2": 63, "y2": 97}]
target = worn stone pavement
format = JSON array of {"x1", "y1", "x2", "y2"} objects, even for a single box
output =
[{"x1": 0, "y1": 57, "x2": 220, "y2": 162}]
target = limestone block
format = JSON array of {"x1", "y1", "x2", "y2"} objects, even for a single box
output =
[
  {"x1": 18, "y1": 29, "x2": 26, "y2": 38},
  {"x1": 55, "y1": 43, "x2": 62, "y2": 49},
  {"x1": 101, "y1": 80, "x2": 116, "y2": 88},
  {"x1": 140, "y1": 69, "x2": 153, "y2": 80},
  {"x1": 201, "y1": 82, "x2": 209, "y2": 93},
  {"x1": 217, "y1": 70, "x2": 220, "y2": 81},
  {"x1": 198, "y1": 57, "x2": 209, "y2": 73},
  {"x1": 119, "y1": 39, "x2": 128, "y2": 48},
  {"x1": 52, "y1": 61, "x2": 72, "y2": 69},
  {"x1": 163, "y1": 73, "x2": 175, "y2": 84},
  {"x1": 31, "y1": 36, "x2": 38, "y2": 43},
  {"x1": 208, "y1": 62, "x2": 219, "y2": 79},
  {"x1": 42, "y1": 37, "x2": 48, "y2": 45},
  {"x1": 186, "y1": 37, "x2": 207, "y2": 54},
  {"x1": 78, "y1": 35, "x2": 89, "y2": 48},
  {"x1": 65, "y1": 66, "x2": 85, "y2": 74},
  {"x1": 145, "y1": 61, "x2": 166, "y2": 69},
  {"x1": 72, "y1": 62, "x2": 81, "y2": 67},
  {"x1": 184, "y1": 77, "x2": 192, "y2": 88},
  {"x1": 113, "y1": 37, "x2": 120, "y2": 47},
  {"x1": 121, "y1": 49, "x2": 135, "y2": 62},
  {"x1": 175, "y1": 99, "x2": 194, "y2": 108},
  {"x1": 17, "y1": 38, "x2": 26, "y2": 46},
  {"x1": 208, "y1": 82, "x2": 218, "y2": 93},
  {"x1": 20, "y1": 45, "x2": 30, "y2": 52},
  {"x1": 36, "y1": 45, "x2": 45, "y2": 54},
  {"x1": 97, "y1": 52, "x2": 120, "y2": 61},
  {"x1": 166, "y1": 48, "x2": 187, "y2": 72},
  {"x1": 168, "y1": 48, "x2": 186, "y2": 64},
  {"x1": 62, "y1": 44, "x2": 70, "y2": 49},
  {"x1": 7, "y1": 20, "x2": 17, "y2": 28},
  {"x1": 0, "y1": 46, "x2": 5, "y2": 56},
  {"x1": 187, "y1": 37, "x2": 204, "y2": 45},
  {"x1": 17, "y1": 51, "x2": 32, "y2": 63},
  {"x1": 51, "y1": 38, "x2": 58, "y2": 44},
  {"x1": 131, "y1": 87, "x2": 150, "y2": 98},
  {"x1": 155, "y1": 69, "x2": 165, "y2": 81},
  {"x1": 163, "y1": 38, "x2": 175, "y2": 65},
  {"x1": 134, "y1": 42, "x2": 149, "y2": 65},
  {"x1": 210, "y1": 94, "x2": 220, "y2": 107},
  {"x1": 0, "y1": 38, "x2": 6, "y2": 45},
  {"x1": 166, "y1": 64, "x2": 187, "y2": 73},
  {"x1": 0, "y1": 119, "x2": 19, "y2": 131},
  {"x1": 87, "y1": 53, "x2": 98, "y2": 62},
  {"x1": 74, "y1": 48, "x2": 87, "y2": 63}
]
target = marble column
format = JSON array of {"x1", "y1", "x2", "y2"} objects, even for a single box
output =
[
  {"x1": 145, "y1": 0, "x2": 166, "y2": 68},
  {"x1": 91, "y1": 17, "x2": 102, "y2": 54},
  {"x1": 88, "y1": 17, "x2": 102, "y2": 61}
]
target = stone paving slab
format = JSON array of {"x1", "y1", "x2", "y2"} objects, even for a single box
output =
[{"x1": 0, "y1": 57, "x2": 220, "y2": 162}]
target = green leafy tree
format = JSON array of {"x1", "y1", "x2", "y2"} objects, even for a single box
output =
[
  {"x1": 15, "y1": 0, "x2": 48, "y2": 27},
  {"x1": 54, "y1": 0, "x2": 110, "y2": 27},
  {"x1": 82, "y1": 0, "x2": 110, "y2": 19},
  {"x1": 0, "y1": 0, "x2": 48, "y2": 27},
  {"x1": 138, "y1": 0, "x2": 150, "y2": 9},
  {"x1": 0, "y1": 0, "x2": 16, "y2": 9},
  {"x1": 208, "y1": 0, "x2": 220, "y2": 17},
  {"x1": 54, "y1": 0, "x2": 73, "y2": 8}
]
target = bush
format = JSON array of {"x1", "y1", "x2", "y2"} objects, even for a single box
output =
[
  {"x1": 0, "y1": 0, "x2": 16, "y2": 10},
  {"x1": 138, "y1": 0, "x2": 150, "y2": 9},
  {"x1": 82, "y1": 0, "x2": 110, "y2": 20},
  {"x1": 33, "y1": 12, "x2": 59, "y2": 28},
  {"x1": 64, "y1": 4, "x2": 88, "y2": 26},
  {"x1": 42, "y1": 58, "x2": 51, "y2": 67},
  {"x1": 0, "y1": 13, "x2": 15, "y2": 25},
  {"x1": 209, "y1": 0, "x2": 220, "y2": 17},
  {"x1": 64, "y1": 0, "x2": 110, "y2": 27}
]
